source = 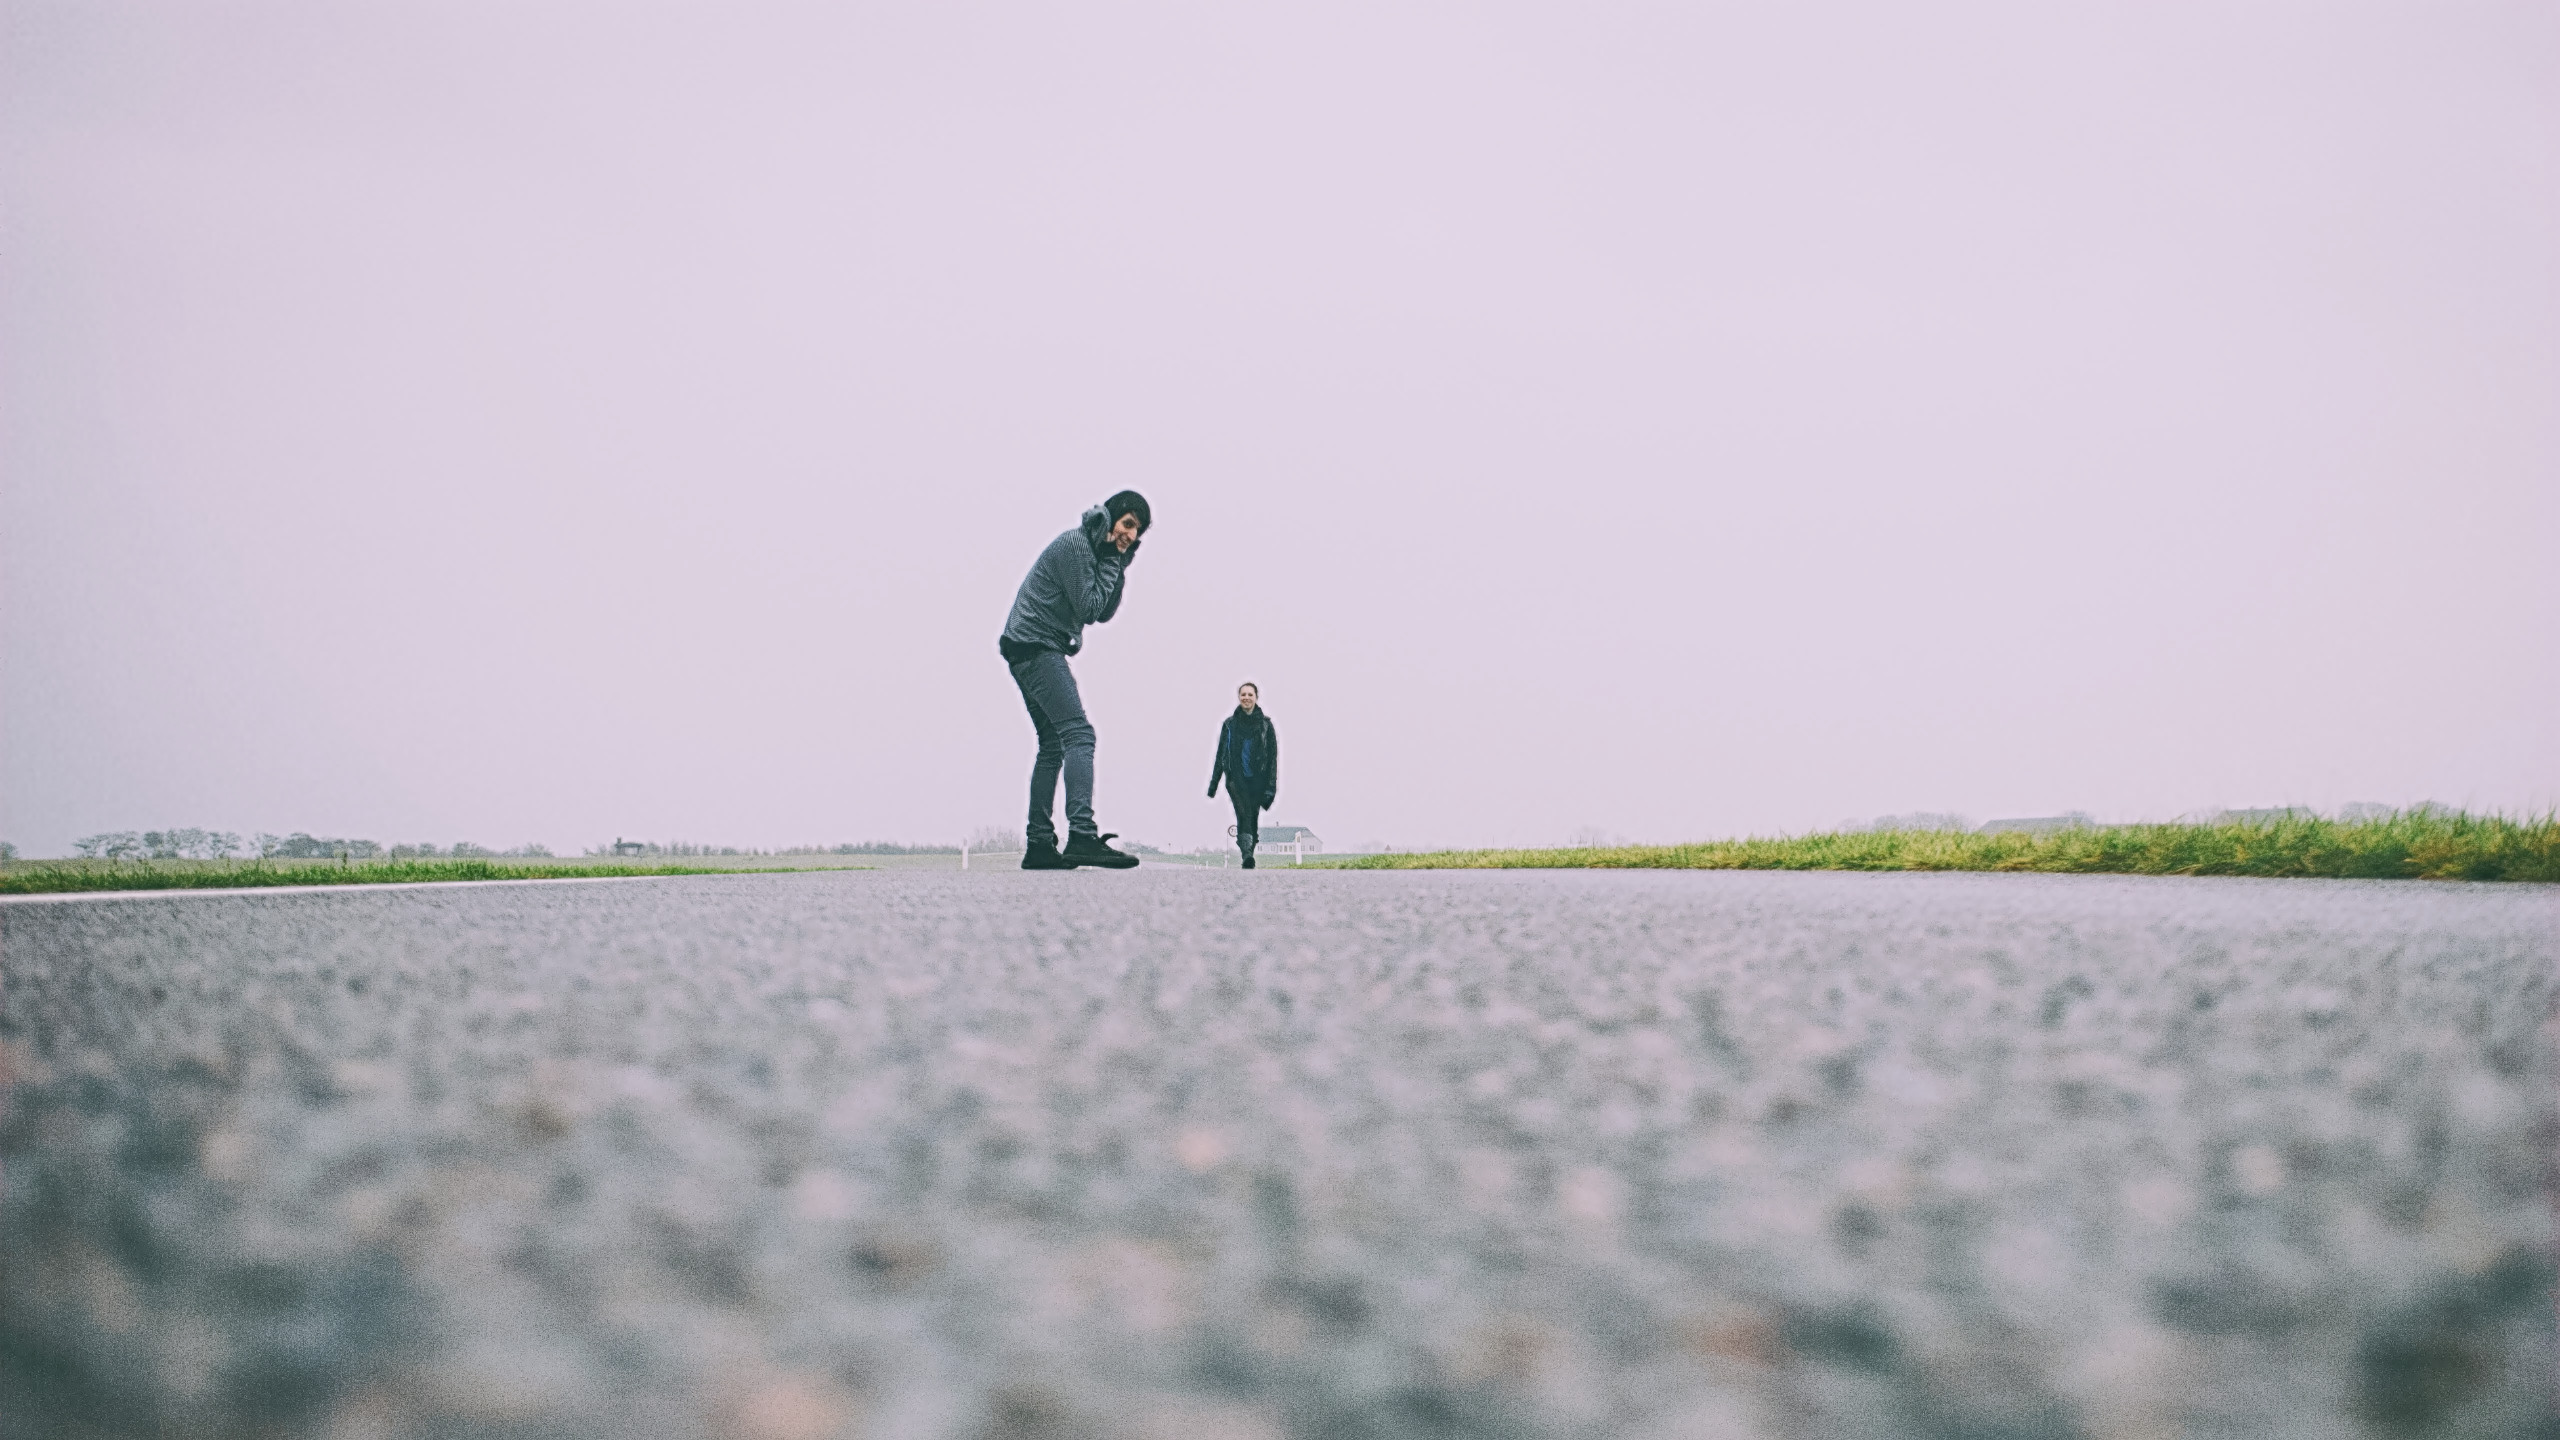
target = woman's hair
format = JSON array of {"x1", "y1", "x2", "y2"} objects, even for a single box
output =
[
  {"x1": 1237, "y1": 681, "x2": 1258, "y2": 696},
  {"x1": 1104, "y1": 490, "x2": 1152, "y2": 532}
]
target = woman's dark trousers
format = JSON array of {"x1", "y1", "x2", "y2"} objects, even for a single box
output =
[{"x1": 1230, "y1": 790, "x2": 1261, "y2": 864}]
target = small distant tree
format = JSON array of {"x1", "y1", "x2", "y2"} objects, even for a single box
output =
[
  {"x1": 503, "y1": 843, "x2": 554, "y2": 858},
  {"x1": 0, "y1": 840, "x2": 17, "y2": 862},
  {"x1": 451, "y1": 841, "x2": 496, "y2": 858}
]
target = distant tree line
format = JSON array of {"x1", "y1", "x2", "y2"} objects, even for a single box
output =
[
  {"x1": 586, "y1": 829, "x2": 1028, "y2": 857},
  {"x1": 66, "y1": 830, "x2": 551, "y2": 861},
  {"x1": 262, "y1": 834, "x2": 379, "y2": 859},
  {"x1": 74, "y1": 828, "x2": 248, "y2": 859},
  {"x1": 788, "y1": 842, "x2": 962, "y2": 856},
  {"x1": 50, "y1": 826, "x2": 1055, "y2": 863},
  {"x1": 1847, "y1": 813, "x2": 1977, "y2": 834},
  {"x1": 1834, "y1": 804, "x2": 2453, "y2": 836},
  {"x1": 782, "y1": 828, "x2": 1026, "y2": 855},
  {"x1": 387, "y1": 841, "x2": 552, "y2": 859}
]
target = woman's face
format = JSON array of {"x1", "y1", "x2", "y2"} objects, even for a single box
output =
[{"x1": 1237, "y1": 686, "x2": 1258, "y2": 712}]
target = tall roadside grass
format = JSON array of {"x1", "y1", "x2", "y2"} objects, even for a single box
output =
[
  {"x1": 1334, "y1": 811, "x2": 2559, "y2": 883},
  {"x1": 0, "y1": 857, "x2": 827, "y2": 896}
]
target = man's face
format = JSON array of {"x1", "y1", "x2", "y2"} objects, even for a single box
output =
[
  {"x1": 1108, "y1": 513, "x2": 1143, "y2": 552},
  {"x1": 1238, "y1": 686, "x2": 1258, "y2": 711}
]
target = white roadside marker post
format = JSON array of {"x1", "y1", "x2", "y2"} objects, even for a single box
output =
[{"x1": 962, "y1": 841, "x2": 970, "y2": 871}]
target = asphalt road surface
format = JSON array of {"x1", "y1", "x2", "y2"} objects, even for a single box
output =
[{"x1": 4, "y1": 869, "x2": 2554, "y2": 1440}]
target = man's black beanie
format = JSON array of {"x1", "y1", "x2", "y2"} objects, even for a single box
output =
[{"x1": 1105, "y1": 490, "x2": 1151, "y2": 532}]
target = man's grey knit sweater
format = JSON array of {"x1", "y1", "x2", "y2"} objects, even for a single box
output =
[{"x1": 1000, "y1": 506, "x2": 1129, "y2": 658}]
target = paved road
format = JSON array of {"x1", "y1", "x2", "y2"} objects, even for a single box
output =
[{"x1": 4, "y1": 870, "x2": 2553, "y2": 1440}]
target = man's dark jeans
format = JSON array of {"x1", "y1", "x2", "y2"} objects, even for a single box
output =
[{"x1": 1009, "y1": 648, "x2": 1095, "y2": 849}]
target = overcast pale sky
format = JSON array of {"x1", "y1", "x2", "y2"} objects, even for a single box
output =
[{"x1": 3, "y1": 1, "x2": 2553, "y2": 857}]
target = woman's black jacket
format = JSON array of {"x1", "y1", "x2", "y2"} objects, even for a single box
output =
[{"x1": 1208, "y1": 709, "x2": 1278, "y2": 807}]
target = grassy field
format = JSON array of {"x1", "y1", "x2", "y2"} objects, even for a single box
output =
[
  {"x1": 1333, "y1": 810, "x2": 2560, "y2": 883},
  {"x1": 0, "y1": 857, "x2": 839, "y2": 896}
]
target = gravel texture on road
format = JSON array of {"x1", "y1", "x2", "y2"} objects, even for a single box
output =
[{"x1": 3, "y1": 870, "x2": 2554, "y2": 1440}]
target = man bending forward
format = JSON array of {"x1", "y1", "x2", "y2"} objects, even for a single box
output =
[{"x1": 998, "y1": 492, "x2": 1149, "y2": 869}]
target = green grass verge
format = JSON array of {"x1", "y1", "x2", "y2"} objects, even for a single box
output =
[
  {"x1": 0, "y1": 858, "x2": 833, "y2": 896},
  {"x1": 1330, "y1": 811, "x2": 2560, "y2": 883}
]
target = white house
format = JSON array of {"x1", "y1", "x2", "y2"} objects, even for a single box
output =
[{"x1": 1231, "y1": 823, "x2": 1322, "y2": 857}]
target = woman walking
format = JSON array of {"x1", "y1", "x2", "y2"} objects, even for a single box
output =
[{"x1": 1208, "y1": 682, "x2": 1278, "y2": 868}]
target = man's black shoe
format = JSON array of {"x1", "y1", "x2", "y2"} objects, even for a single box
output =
[
  {"x1": 1062, "y1": 832, "x2": 1140, "y2": 869},
  {"x1": 1241, "y1": 853, "x2": 1256, "y2": 870},
  {"x1": 1021, "y1": 842, "x2": 1072, "y2": 870}
]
